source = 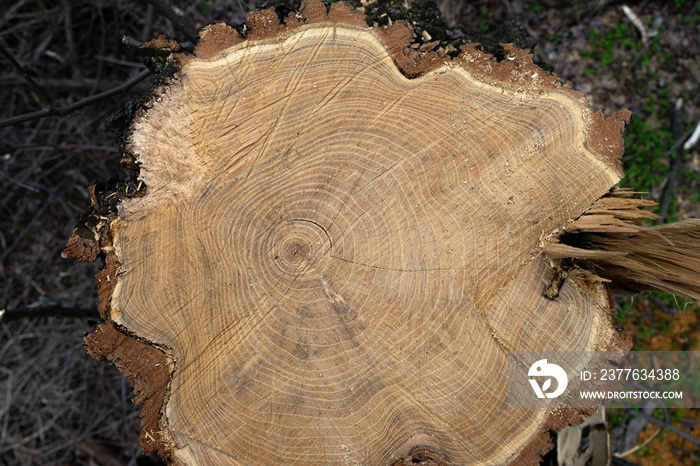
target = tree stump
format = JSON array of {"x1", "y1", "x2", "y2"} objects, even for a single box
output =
[{"x1": 63, "y1": 1, "x2": 700, "y2": 464}]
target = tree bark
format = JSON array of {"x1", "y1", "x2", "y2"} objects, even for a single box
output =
[{"x1": 63, "y1": 1, "x2": 700, "y2": 464}]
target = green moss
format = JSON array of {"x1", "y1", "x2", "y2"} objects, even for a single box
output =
[
  {"x1": 197, "y1": 0, "x2": 210, "y2": 15},
  {"x1": 607, "y1": 409, "x2": 623, "y2": 428},
  {"x1": 524, "y1": 2, "x2": 544, "y2": 14},
  {"x1": 617, "y1": 28, "x2": 683, "y2": 217}
]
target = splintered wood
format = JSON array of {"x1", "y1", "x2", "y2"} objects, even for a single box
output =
[
  {"x1": 64, "y1": 0, "x2": 700, "y2": 464},
  {"x1": 545, "y1": 189, "x2": 700, "y2": 300}
]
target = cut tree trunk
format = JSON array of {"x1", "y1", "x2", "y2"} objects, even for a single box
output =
[{"x1": 63, "y1": 1, "x2": 700, "y2": 464}]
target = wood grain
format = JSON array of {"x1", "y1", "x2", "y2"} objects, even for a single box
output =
[{"x1": 72, "y1": 1, "x2": 639, "y2": 463}]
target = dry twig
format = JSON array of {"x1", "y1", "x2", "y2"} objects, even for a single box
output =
[
  {"x1": 0, "y1": 44, "x2": 51, "y2": 108},
  {"x1": 144, "y1": 0, "x2": 198, "y2": 43},
  {"x1": 0, "y1": 68, "x2": 151, "y2": 129}
]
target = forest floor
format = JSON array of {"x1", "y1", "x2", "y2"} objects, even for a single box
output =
[{"x1": 1, "y1": 0, "x2": 698, "y2": 464}]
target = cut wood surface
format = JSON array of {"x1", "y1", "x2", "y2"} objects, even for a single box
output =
[{"x1": 63, "y1": 1, "x2": 700, "y2": 464}]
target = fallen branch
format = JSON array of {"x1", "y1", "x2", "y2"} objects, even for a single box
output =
[
  {"x1": 684, "y1": 120, "x2": 700, "y2": 150},
  {"x1": 621, "y1": 5, "x2": 657, "y2": 44},
  {"x1": 0, "y1": 68, "x2": 151, "y2": 129},
  {"x1": 634, "y1": 410, "x2": 700, "y2": 447},
  {"x1": 121, "y1": 34, "x2": 194, "y2": 51},
  {"x1": 0, "y1": 76, "x2": 149, "y2": 92},
  {"x1": 613, "y1": 428, "x2": 660, "y2": 458},
  {"x1": 0, "y1": 305, "x2": 98, "y2": 322},
  {"x1": 657, "y1": 98, "x2": 685, "y2": 223},
  {"x1": 0, "y1": 43, "x2": 52, "y2": 107}
]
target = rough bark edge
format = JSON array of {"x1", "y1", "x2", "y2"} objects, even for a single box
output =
[
  {"x1": 530, "y1": 185, "x2": 700, "y2": 463},
  {"x1": 142, "y1": 35, "x2": 181, "y2": 51},
  {"x1": 64, "y1": 239, "x2": 174, "y2": 457},
  {"x1": 194, "y1": 1, "x2": 367, "y2": 60},
  {"x1": 62, "y1": 185, "x2": 111, "y2": 264},
  {"x1": 85, "y1": 320, "x2": 174, "y2": 457},
  {"x1": 507, "y1": 408, "x2": 592, "y2": 466},
  {"x1": 507, "y1": 352, "x2": 634, "y2": 466},
  {"x1": 62, "y1": 171, "x2": 174, "y2": 457},
  {"x1": 62, "y1": 178, "x2": 145, "y2": 264},
  {"x1": 454, "y1": 43, "x2": 630, "y2": 175},
  {"x1": 61, "y1": 17, "x2": 193, "y2": 461},
  {"x1": 188, "y1": 0, "x2": 627, "y2": 172},
  {"x1": 506, "y1": 298, "x2": 633, "y2": 466},
  {"x1": 62, "y1": 227, "x2": 100, "y2": 263},
  {"x1": 194, "y1": 23, "x2": 244, "y2": 59},
  {"x1": 63, "y1": 192, "x2": 175, "y2": 457},
  {"x1": 65, "y1": 0, "x2": 636, "y2": 462}
]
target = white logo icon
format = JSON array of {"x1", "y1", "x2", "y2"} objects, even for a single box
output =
[{"x1": 528, "y1": 359, "x2": 568, "y2": 399}]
